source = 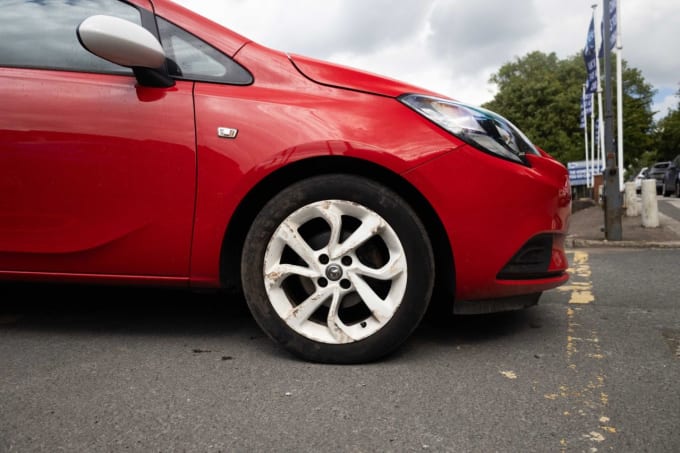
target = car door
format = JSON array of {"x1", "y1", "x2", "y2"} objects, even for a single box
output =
[
  {"x1": 0, "y1": 0, "x2": 196, "y2": 278},
  {"x1": 671, "y1": 155, "x2": 680, "y2": 188}
]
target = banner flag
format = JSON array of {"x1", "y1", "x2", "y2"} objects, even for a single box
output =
[
  {"x1": 583, "y1": 17, "x2": 598, "y2": 94},
  {"x1": 579, "y1": 90, "x2": 592, "y2": 129},
  {"x1": 599, "y1": 1, "x2": 617, "y2": 56}
]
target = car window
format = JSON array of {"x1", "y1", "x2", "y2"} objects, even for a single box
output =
[
  {"x1": 157, "y1": 17, "x2": 252, "y2": 85},
  {"x1": 0, "y1": 0, "x2": 141, "y2": 74}
]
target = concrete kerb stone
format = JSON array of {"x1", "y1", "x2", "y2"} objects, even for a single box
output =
[{"x1": 566, "y1": 237, "x2": 680, "y2": 249}]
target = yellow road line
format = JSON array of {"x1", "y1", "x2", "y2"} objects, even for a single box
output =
[{"x1": 553, "y1": 251, "x2": 617, "y2": 451}]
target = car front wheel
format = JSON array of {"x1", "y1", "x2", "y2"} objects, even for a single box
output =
[{"x1": 241, "y1": 174, "x2": 434, "y2": 363}]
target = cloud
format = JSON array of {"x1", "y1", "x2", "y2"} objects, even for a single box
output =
[
  {"x1": 427, "y1": 0, "x2": 538, "y2": 67},
  {"x1": 654, "y1": 90, "x2": 679, "y2": 120},
  {"x1": 621, "y1": 0, "x2": 680, "y2": 89},
  {"x1": 183, "y1": 0, "x2": 434, "y2": 58}
]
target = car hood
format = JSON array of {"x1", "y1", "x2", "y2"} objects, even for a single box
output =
[{"x1": 289, "y1": 53, "x2": 444, "y2": 99}]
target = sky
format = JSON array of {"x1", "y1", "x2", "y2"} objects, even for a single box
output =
[{"x1": 172, "y1": 0, "x2": 680, "y2": 118}]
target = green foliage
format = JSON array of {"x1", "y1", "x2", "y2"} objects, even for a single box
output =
[
  {"x1": 483, "y1": 51, "x2": 584, "y2": 164},
  {"x1": 656, "y1": 89, "x2": 680, "y2": 161},
  {"x1": 483, "y1": 51, "x2": 657, "y2": 170},
  {"x1": 616, "y1": 62, "x2": 657, "y2": 171}
]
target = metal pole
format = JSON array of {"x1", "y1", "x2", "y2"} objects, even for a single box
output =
[
  {"x1": 590, "y1": 93, "x2": 596, "y2": 192},
  {"x1": 616, "y1": 0, "x2": 624, "y2": 189},
  {"x1": 583, "y1": 84, "x2": 591, "y2": 189},
  {"x1": 603, "y1": 0, "x2": 622, "y2": 240}
]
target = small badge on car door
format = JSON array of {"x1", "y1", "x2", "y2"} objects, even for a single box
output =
[{"x1": 217, "y1": 127, "x2": 238, "y2": 139}]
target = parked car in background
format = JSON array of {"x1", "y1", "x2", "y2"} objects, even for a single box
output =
[
  {"x1": 661, "y1": 155, "x2": 680, "y2": 197},
  {"x1": 648, "y1": 161, "x2": 671, "y2": 195},
  {"x1": 634, "y1": 167, "x2": 649, "y2": 194},
  {"x1": 0, "y1": 0, "x2": 571, "y2": 363}
]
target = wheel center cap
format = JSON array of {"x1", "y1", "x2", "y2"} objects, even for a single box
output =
[{"x1": 325, "y1": 264, "x2": 343, "y2": 281}]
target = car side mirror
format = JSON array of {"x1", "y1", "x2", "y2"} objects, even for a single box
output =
[{"x1": 77, "y1": 15, "x2": 174, "y2": 88}]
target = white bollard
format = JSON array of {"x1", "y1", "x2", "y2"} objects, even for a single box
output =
[
  {"x1": 641, "y1": 179, "x2": 659, "y2": 228},
  {"x1": 598, "y1": 184, "x2": 604, "y2": 206},
  {"x1": 624, "y1": 182, "x2": 639, "y2": 216}
]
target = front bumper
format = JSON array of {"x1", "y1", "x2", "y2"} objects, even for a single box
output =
[{"x1": 404, "y1": 144, "x2": 571, "y2": 305}]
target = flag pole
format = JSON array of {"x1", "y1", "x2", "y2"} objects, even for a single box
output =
[
  {"x1": 583, "y1": 84, "x2": 591, "y2": 189},
  {"x1": 590, "y1": 93, "x2": 596, "y2": 190},
  {"x1": 615, "y1": 0, "x2": 624, "y2": 189}
]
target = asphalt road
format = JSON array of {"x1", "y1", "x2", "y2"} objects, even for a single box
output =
[
  {"x1": 659, "y1": 196, "x2": 680, "y2": 222},
  {"x1": 1, "y1": 248, "x2": 679, "y2": 452}
]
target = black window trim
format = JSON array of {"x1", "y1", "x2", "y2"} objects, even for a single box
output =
[{"x1": 153, "y1": 15, "x2": 253, "y2": 87}]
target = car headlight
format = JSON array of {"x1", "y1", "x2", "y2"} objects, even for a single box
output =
[{"x1": 399, "y1": 94, "x2": 540, "y2": 165}]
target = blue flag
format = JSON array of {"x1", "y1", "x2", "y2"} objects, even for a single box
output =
[
  {"x1": 583, "y1": 17, "x2": 598, "y2": 94},
  {"x1": 599, "y1": 1, "x2": 617, "y2": 57},
  {"x1": 580, "y1": 91, "x2": 593, "y2": 129},
  {"x1": 580, "y1": 91, "x2": 592, "y2": 129}
]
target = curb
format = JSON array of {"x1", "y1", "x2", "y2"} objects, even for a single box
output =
[{"x1": 566, "y1": 237, "x2": 680, "y2": 249}]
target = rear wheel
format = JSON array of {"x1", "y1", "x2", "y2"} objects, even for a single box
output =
[{"x1": 241, "y1": 174, "x2": 434, "y2": 363}]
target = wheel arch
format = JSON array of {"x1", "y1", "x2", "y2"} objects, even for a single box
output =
[{"x1": 219, "y1": 155, "x2": 455, "y2": 307}]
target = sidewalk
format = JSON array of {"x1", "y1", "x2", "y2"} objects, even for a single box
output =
[{"x1": 566, "y1": 197, "x2": 680, "y2": 248}]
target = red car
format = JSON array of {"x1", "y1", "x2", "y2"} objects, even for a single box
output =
[{"x1": 0, "y1": 0, "x2": 570, "y2": 363}]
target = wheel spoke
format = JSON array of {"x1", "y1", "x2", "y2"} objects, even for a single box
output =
[
  {"x1": 264, "y1": 263, "x2": 319, "y2": 290},
  {"x1": 353, "y1": 254, "x2": 405, "y2": 280},
  {"x1": 326, "y1": 289, "x2": 355, "y2": 343},
  {"x1": 316, "y1": 203, "x2": 343, "y2": 256},
  {"x1": 277, "y1": 218, "x2": 318, "y2": 268},
  {"x1": 332, "y1": 212, "x2": 383, "y2": 259},
  {"x1": 285, "y1": 287, "x2": 333, "y2": 329},
  {"x1": 349, "y1": 273, "x2": 394, "y2": 323}
]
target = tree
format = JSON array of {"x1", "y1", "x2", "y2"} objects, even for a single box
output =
[
  {"x1": 483, "y1": 51, "x2": 657, "y2": 172},
  {"x1": 656, "y1": 89, "x2": 680, "y2": 161},
  {"x1": 616, "y1": 62, "x2": 657, "y2": 173},
  {"x1": 483, "y1": 51, "x2": 583, "y2": 164}
]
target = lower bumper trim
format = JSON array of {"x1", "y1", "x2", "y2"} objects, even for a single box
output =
[{"x1": 453, "y1": 292, "x2": 541, "y2": 315}]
